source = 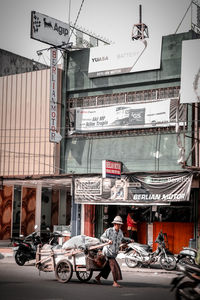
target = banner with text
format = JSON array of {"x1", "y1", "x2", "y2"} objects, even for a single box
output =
[
  {"x1": 50, "y1": 48, "x2": 58, "y2": 143},
  {"x1": 74, "y1": 172, "x2": 193, "y2": 204},
  {"x1": 31, "y1": 11, "x2": 70, "y2": 47},
  {"x1": 88, "y1": 39, "x2": 161, "y2": 77},
  {"x1": 75, "y1": 98, "x2": 184, "y2": 133}
]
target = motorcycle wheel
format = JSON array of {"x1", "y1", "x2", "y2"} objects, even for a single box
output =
[
  {"x1": 176, "y1": 281, "x2": 199, "y2": 300},
  {"x1": 55, "y1": 260, "x2": 73, "y2": 283},
  {"x1": 160, "y1": 254, "x2": 176, "y2": 271},
  {"x1": 76, "y1": 270, "x2": 93, "y2": 282},
  {"x1": 15, "y1": 251, "x2": 26, "y2": 266},
  {"x1": 125, "y1": 250, "x2": 139, "y2": 268},
  {"x1": 178, "y1": 257, "x2": 196, "y2": 266}
]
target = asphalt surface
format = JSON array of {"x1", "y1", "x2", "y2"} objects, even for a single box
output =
[
  {"x1": 0, "y1": 255, "x2": 177, "y2": 300},
  {"x1": 0, "y1": 240, "x2": 180, "y2": 300}
]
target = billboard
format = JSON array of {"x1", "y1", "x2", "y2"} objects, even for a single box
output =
[
  {"x1": 75, "y1": 98, "x2": 185, "y2": 133},
  {"x1": 88, "y1": 38, "x2": 161, "y2": 77},
  {"x1": 31, "y1": 11, "x2": 70, "y2": 46},
  {"x1": 74, "y1": 172, "x2": 193, "y2": 204},
  {"x1": 180, "y1": 39, "x2": 200, "y2": 103}
]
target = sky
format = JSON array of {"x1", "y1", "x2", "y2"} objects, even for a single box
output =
[{"x1": 0, "y1": 0, "x2": 193, "y2": 64}]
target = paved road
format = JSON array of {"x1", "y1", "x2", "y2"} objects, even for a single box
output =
[{"x1": 0, "y1": 256, "x2": 177, "y2": 300}]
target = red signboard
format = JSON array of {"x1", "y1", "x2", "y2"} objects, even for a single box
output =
[{"x1": 102, "y1": 160, "x2": 122, "y2": 178}]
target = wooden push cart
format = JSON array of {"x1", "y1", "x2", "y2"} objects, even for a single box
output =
[{"x1": 35, "y1": 242, "x2": 109, "y2": 283}]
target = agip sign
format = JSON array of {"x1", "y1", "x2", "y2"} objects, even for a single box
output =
[{"x1": 31, "y1": 11, "x2": 70, "y2": 46}]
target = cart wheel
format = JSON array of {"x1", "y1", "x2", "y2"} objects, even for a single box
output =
[
  {"x1": 55, "y1": 260, "x2": 73, "y2": 283},
  {"x1": 76, "y1": 270, "x2": 93, "y2": 282}
]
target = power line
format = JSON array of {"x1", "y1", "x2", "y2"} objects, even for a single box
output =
[
  {"x1": 68, "y1": 0, "x2": 85, "y2": 44},
  {"x1": 175, "y1": 0, "x2": 193, "y2": 34},
  {"x1": 54, "y1": 0, "x2": 85, "y2": 65}
]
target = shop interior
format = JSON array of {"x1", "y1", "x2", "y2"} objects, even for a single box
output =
[{"x1": 94, "y1": 198, "x2": 195, "y2": 252}]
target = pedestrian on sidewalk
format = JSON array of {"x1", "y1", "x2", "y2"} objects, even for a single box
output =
[{"x1": 94, "y1": 216, "x2": 132, "y2": 288}]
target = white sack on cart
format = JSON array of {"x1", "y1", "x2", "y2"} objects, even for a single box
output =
[
  {"x1": 62, "y1": 235, "x2": 100, "y2": 250},
  {"x1": 41, "y1": 243, "x2": 62, "y2": 250},
  {"x1": 41, "y1": 244, "x2": 52, "y2": 250}
]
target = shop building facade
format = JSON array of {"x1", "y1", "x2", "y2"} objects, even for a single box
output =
[
  {"x1": 61, "y1": 30, "x2": 200, "y2": 253},
  {"x1": 1, "y1": 31, "x2": 200, "y2": 253},
  {"x1": 0, "y1": 55, "x2": 72, "y2": 239}
]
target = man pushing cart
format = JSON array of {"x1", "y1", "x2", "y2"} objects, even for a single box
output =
[{"x1": 35, "y1": 216, "x2": 132, "y2": 287}]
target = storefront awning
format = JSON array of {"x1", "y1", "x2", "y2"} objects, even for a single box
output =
[{"x1": 3, "y1": 177, "x2": 72, "y2": 189}]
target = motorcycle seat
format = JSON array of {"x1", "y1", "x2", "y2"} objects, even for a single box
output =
[
  {"x1": 134, "y1": 242, "x2": 151, "y2": 251},
  {"x1": 183, "y1": 247, "x2": 197, "y2": 252}
]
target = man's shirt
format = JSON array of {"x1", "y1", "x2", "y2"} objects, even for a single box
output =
[{"x1": 100, "y1": 227, "x2": 130, "y2": 258}]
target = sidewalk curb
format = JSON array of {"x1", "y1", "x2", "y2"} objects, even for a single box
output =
[
  {"x1": 118, "y1": 261, "x2": 178, "y2": 275},
  {"x1": 0, "y1": 248, "x2": 14, "y2": 257},
  {"x1": 120, "y1": 266, "x2": 178, "y2": 275}
]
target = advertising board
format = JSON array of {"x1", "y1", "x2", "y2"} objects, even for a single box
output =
[
  {"x1": 88, "y1": 38, "x2": 161, "y2": 77},
  {"x1": 74, "y1": 172, "x2": 193, "y2": 205},
  {"x1": 31, "y1": 11, "x2": 70, "y2": 46},
  {"x1": 75, "y1": 98, "x2": 184, "y2": 133},
  {"x1": 180, "y1": 39, "x2": 200, "y2": 103}
]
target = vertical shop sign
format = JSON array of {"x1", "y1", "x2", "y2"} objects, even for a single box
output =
[{"x1": 50, "y1": 48, "x2": 58, "y2": 142}]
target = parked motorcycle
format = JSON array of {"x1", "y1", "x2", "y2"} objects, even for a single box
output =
[
  {"x1": 171, "y1": 262, "x2": 200, "y2": 299},
  {"x1": 124, "y1": 230, "x2": 177, "y2": 271},
  {"x1": 13, "y1": 225, "x2": 41, "y2": 266},
  {"x1": 12, "y1": 226, "x2": 62, "y2": 266},
  {"x1": 46, "y1": 231, "x2": 61, "y2": 247},
  {"x1": 176, "y1": 247, "x2": 197, "y2": 266}
]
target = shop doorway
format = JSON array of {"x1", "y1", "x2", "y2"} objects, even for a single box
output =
[
  {"x1": 94, "y1": 201, "x2": 195, "y2": 253},
  {"x1": 41, "y1": 187, "x2": 72, "y2": 232}
]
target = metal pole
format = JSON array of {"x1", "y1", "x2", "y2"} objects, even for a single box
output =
[{"x1": 139, "y1": 5, "x2": 142, "y2": 23}]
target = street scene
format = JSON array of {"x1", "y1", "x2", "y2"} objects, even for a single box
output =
[
  {"x1": 0, "y1": 248, "x2": 177, "y2": 300},
  {"x1": 1, "y1": 0, "x2": 200, "y2": 299}
]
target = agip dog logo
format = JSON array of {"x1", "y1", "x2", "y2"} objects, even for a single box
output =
[{"x1": 31, "y1": 11, "x2": 70, "y2": 46}]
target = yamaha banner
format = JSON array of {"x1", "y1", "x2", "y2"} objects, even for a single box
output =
[
  {"x1": 88, "y1": 39, "x2": 161, "y2": 78},
  {"x1": 74, "y1": 172, "x2": 193, "y2": 204}
]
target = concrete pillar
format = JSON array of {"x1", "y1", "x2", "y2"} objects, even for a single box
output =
[
  {"x1": 35, "y1": 183, "x2": 42, "y2": 231},
  {"x1": 71, "y1": 201, "x2": 81, "y2": 237},
  {"x1": 70, "y1": 178, "x2": 81, "y2": 237},
  {"x1": 81, "y1": 204, "x2": 85, "y2": 235},
  {"x1": 59, "y1": 190, "x2": 67, "y2": 225}
]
